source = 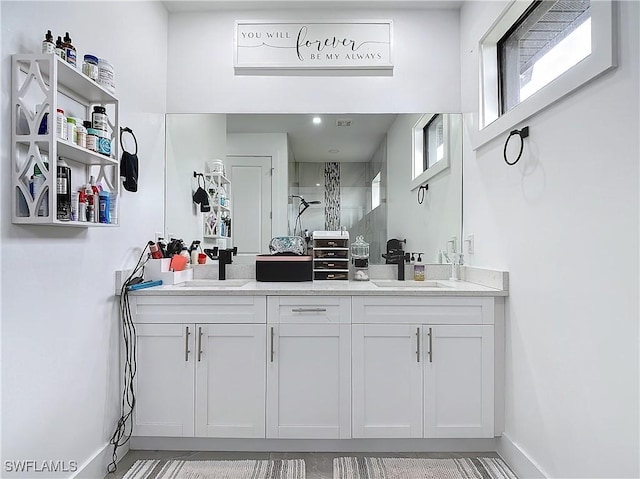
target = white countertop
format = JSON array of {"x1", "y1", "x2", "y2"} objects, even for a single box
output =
[{"x1": 130, "y1": 278, "x2": 508, "y2": 297}]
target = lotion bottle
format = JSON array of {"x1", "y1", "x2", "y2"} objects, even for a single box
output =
[{"x1": 413, "y1": 253, "x2": 425, "y2": 281}]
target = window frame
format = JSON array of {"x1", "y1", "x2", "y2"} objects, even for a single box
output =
[
  {"x1": 371, "y1": 171, "x2": 381, "y2": 210},
  {"x1": 474, "y1": 0, "x2": 615, "y2": 150},
  {"x1": 422, "y1": 114, "x2": 444, "y2": 171},
  {"x1": 411, "y1": 113, "x2": 451, "y2": 190}
]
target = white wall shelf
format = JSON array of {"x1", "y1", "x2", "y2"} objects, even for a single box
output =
[
  {"x1": 11, "y1": 53, "x2": 120, "y2": 226},
  {"x1": 203, "y1": 172, "x2": 231, "y2": 246}
]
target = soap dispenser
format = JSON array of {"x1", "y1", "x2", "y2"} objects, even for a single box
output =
[{"x1": 413, "y1": 253, "x2": 425, "y2": 281}]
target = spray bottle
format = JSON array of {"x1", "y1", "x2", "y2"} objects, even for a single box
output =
[{"x1": 189, "y1": 240, "x2": 201, "y2": 265}]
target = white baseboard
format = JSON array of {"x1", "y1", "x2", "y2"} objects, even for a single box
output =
[
  {"x1": 71, "y1": 442, "x2": 130, "y2": 479},
  {"x1": 497, "y1": 433, "x2": 548, "y2": 479},
  {"x1": 130, "y1": 437, "x2": 498, "y2": 453}
]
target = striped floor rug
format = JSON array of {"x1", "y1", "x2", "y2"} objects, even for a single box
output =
[
  {"x1": 333, "y1": 457, "x2": 517, "y2": 479},
  {"x1": 123, "y1": 459, "x2": 305, "y2": 479}
]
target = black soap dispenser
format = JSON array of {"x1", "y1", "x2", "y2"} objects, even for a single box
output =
[{"x1": 414, "y1": 253, "x2": 425, "y2": 281}]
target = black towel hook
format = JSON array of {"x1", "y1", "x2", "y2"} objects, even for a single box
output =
[
  {"x1": 417, "y1": 184, "x2": 428, "y2": 204},
  {"x1": 504, "y1": 126, "x2": 529, "y2": 166}
]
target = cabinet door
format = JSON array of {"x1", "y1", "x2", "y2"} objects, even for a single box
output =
[
  {"x1": 423, "y1": 325, "x2": 494, "y2": 438},
  {"x1": 134, "y1": 324, "x2": 195, "y2": 437},
  {"x1": 195, "y1": 324, "x2": 266, "y2": 438},
  {"x1": 352, "y1": 324, "x2": 423, "y2": 438},
  {"x1": 266, "y1": 323, "x2": 351, "y2": 439}
]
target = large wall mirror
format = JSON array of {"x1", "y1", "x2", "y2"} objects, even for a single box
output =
[{"x1": 165, "y1": 113, "x2": 462, "y2": 265}]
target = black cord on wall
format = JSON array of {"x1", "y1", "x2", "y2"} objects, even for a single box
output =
[{"x1": 106, "y1": 243, "x2": 150, "y2": 474}]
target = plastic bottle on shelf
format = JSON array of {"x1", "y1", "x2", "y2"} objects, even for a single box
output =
[
  {"x1": 92, "y1": 106, "x2": 108, "y2": 131},
  {"x1": 84, "y1": 185, "x2": 94, "y2": 222},
  {"x1": 55, "y1": 108, "x2": 66, "y2": 140},
  {"x1": 109, "y1": 192, "x2": 117, "y2": 224},
  {"x1": 90, "y1": 177, "x2": 101, "y2": 223},
  {"x1": 78, "y1": 190, "x2": 87, "y2": 222},
  {"x1": 70, "y1": 190, "x2": 79, "y2": 221},
  {"x1": 56, "y1": 159, "x2": 71, "y2": 221},
  {"x1": 217, "y1": 186, "x2": 226, "y2": 207},
  {"x1": 82, "y1": 54, "x2": 99, "y2": 81},
  {"x1": 98, "y1": 191, "x2": 110, "y2": 224},
  {"x1": 66, "y1": 117, "x2": 77, "y2": 144},
  {"x1": 42, "y1": 30, "x2": 54, "y2": 54},
  {"x1": 54, "y1": 36, "x2": 66, "y2": 61},
  {"x1": 31, "y1": 159, "x2": 49, "y2": 217},
  {"x1": 97, "y1": 58, "x2": 116, "y2": 94},
  {"x1": 62, "y1": 32, "x2": 76, "y2": 67},
  {"x1": 75, "y1": 120, "x2": 86, "y2": 148}
]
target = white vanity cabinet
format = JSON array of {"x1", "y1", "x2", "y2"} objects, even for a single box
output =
[
  {"x1": 351, "y1": 297, "x2": 496, "y2": 439},
  {"x1": 134, "y1": 323, "x2": 196, "y2": 437},
  {"x1": 128, "y1": 289, "x2": 504, "y2": 445},
  {"x1": 131, "y1": 295, "x2": 267, "y2": 438},
  {"x1": 266, "y1": 296, "x2": 352, "y2": 439},
  {"x1": 195, "y1": 323, "x2": 266, "y2": 438}
]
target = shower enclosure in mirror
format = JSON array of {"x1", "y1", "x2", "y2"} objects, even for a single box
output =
[{"x1": 165, "y1": 113, "x2": 462, "y2": 265}]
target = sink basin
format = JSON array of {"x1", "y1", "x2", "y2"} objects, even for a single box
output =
[
  {"x1": 372, "y1": 280, "x2": 445, "y2": 288},
  {"x1": 180, "y1": 279, "x2": 251, "y2": 288}
]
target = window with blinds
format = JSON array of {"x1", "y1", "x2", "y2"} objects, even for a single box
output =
[{"x1": 498, "y1": 0, "x2": 592, "y2": 114}]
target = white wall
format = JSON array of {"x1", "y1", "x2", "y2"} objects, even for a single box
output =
[
  {"x1": 460, "y1": 2, "x2": 639, "y2": 478},
  {"x1": 165, "y1": 114, "x2": 227, "y2": 242},
  {"x1": 167, "y1": 8, "x2": 461, "y2": 113},
  {"x1": 0, "y1": 2, "x2": 168, "y2": 477},
  {"x1": 387, "y1": 114, "x2": 462, "y2": 262}
]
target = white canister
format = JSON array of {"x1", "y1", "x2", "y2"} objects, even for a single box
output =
[
  {"x1": 208, "y1": 159, "x2": 224, "y2": 174},
  {"x1": 97, "y1": 58, "x2": 116, "y2": 94}
]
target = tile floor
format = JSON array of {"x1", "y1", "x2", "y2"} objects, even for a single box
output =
[{"x1": 105, "y1": 450, "x2": 500, "y2": 479}]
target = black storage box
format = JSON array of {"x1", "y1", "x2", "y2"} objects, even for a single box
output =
[{"x1": 256, "y1": 254, "x2": 313, "y2": 282}]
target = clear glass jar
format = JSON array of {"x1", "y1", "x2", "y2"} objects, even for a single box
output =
[{"x1": 351, "y1": 235, "x2": 370, "y2": 281}]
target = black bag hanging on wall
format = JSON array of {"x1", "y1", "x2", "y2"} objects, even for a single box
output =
[{"x1": 120, "y1": 127, "x2": 139, "y2": 192}]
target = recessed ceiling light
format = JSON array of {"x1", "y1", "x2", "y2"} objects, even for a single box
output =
[
  {"x1": 312, "y1": 117, "x2": 322, "y2": 125},
  {"x1": 316, "y1": 183, "x2": 321, "y2": 187},
  {"x1": 329, "y1": 149, "x2": 339, "y2": 154}
]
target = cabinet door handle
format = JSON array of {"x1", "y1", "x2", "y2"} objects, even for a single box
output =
[
  {"x1": 427, "y1": 327, "x2": 433, "y2": 363},
  {"x1": 416, "y1": 327, "x2": 420, "y2": 362},
  {"x1": 197, "y1": 327, "x2": 203, "y2": 362},
  {"x1": 185, "y1": 326, "x2": 191, "y2": 362},
  {"x1": 270, "y1": 326, "x2": 275, "y2": 363},
  {"x1": 291, "y1": 308, "x2": 327, "y2": 313}
]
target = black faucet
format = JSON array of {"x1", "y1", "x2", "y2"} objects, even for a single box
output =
[
  {"x1": 391, "y1": 251, "x2": 407, "y2": 281},
  {"x1": 217, "y1": 247, "x2": 237, "y2": 280}
]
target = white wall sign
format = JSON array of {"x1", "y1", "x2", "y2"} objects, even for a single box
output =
[{"x1": 234, "y1": 20, "x2": 393, "y2": 73}]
